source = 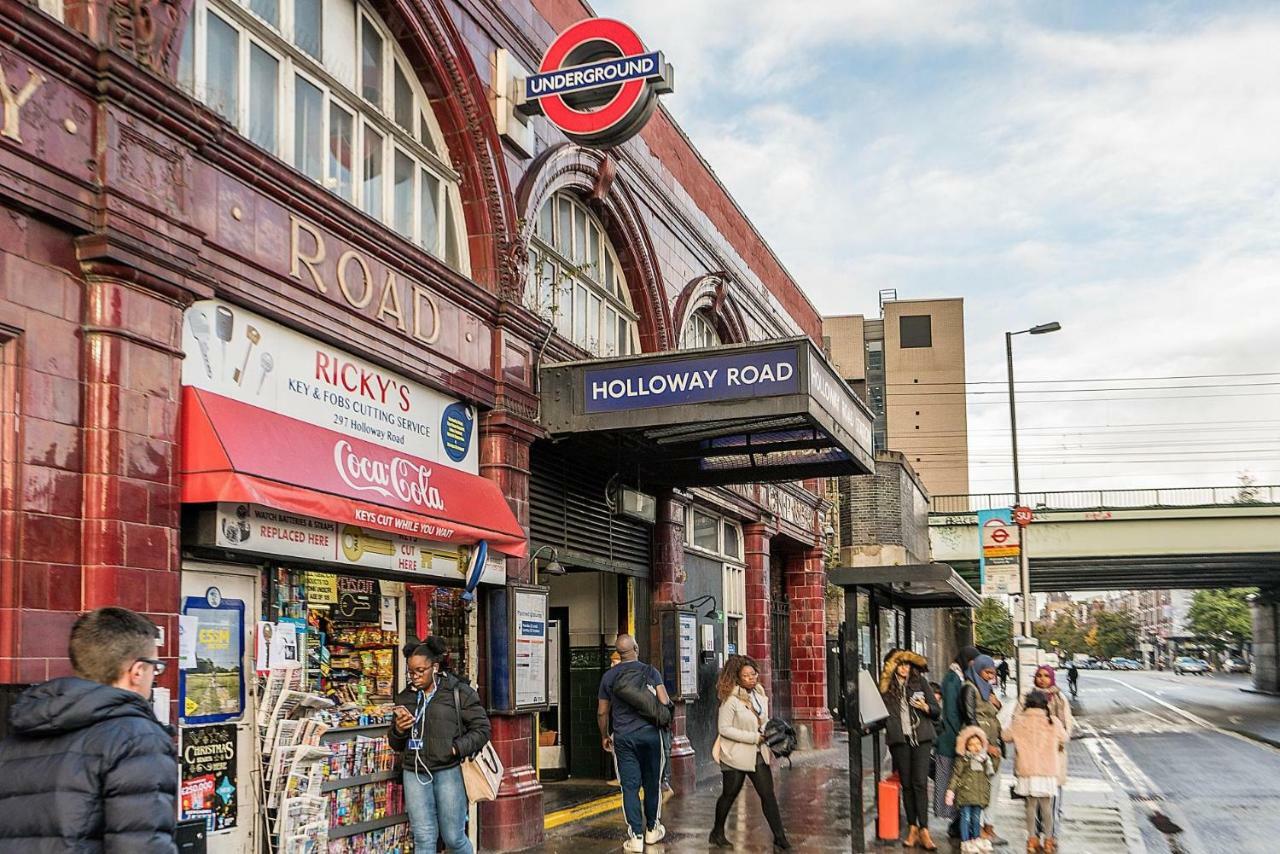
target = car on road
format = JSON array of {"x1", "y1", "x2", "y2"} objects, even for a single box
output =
[
  {"x1": 1174, "y1": 656, "x2": 1211, "y2": 675},
  {"x1": 1225, "y1": 657, "x2": 1252, "y2": 674}
]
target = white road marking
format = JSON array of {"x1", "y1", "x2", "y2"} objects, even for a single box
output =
[{"x1": 1095, "y1": 675, "x2": 1280, "y2": 756}]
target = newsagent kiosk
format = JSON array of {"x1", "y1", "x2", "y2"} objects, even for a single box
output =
[{"x1": 177, "y1": 299, "x2": 526, "y2": 853}]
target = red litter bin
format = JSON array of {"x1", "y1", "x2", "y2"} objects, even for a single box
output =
[{"x1": 877, "y1": 772, "x2": 901, "y2": 840}]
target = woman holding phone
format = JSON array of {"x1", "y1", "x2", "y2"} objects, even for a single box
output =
[
  {"x1": 879, "y1": 649, "x2": 942, "y2": 850},
  {"x1": 388, "y1": 637, "x2": 491, "y2": 854}
]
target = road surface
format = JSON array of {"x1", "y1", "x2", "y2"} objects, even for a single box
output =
[{"x1": 1073, "y1": 669, "x2": 1280, "y2": 854}]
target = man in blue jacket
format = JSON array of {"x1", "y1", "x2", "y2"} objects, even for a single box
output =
[{"x1": 0, "y1": 607, "x2": 178, "y2": 853}]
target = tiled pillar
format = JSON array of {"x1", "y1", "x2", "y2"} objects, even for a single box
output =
[
  {"x1": 652, "y1": 491, "x2": 696, "y2": 792},
  {"x1": 477, "y1": 414, "x2": 542, "y2": 851},
  {"x1": 744, "y1": 522, "x2": 775, "y2": 692},
  {"x1": 786, "y1": 546, "x2": 833, "y2": 748},
  {"x1": 78, "y1": 271, "x2": 187, "y2": 694}
]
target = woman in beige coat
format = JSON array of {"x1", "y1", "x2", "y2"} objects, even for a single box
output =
[{"x1": 708, "y1": 655, "x2": 789, "y2": 850}]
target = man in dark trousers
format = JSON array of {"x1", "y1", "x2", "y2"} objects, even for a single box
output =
[
  {"x1": 0, "y1": 607, "x2": 178, "y2": 853},
  {"x1": 996, "y1": 656, "x2": 1011, "y2": 696},
  {"x1": 598, "y1": 633, "x2": 671, "y2": 853}
]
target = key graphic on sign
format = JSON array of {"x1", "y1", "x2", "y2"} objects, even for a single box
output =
[
  {"x1": 214, "y1": 306, "x2": 234, "y2": 376},
  {"x1": 341, "y1": 526, "x2": 395, "y2": 562},
  {"x1": 256, "y1": 352, "x2": 274, "y2": 394},
  {"x1": 186, "y1": 310, "x2": 215, "y2": 379},
  {"x1": 232, "y1": 325, "x2": 261, "y2": 385}
]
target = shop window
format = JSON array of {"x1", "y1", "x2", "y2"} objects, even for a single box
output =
[
  {"x1": 900, "y1": 314, "x2": 933, "y2": 349},
  {"x1": 178, "y1": 0, "x2": 469, "y2": 274},
  {"x1": 692, "y1": 510, "x2": 719, "y2": 552},
  {"x1": 527, "y1": 192, "x2": 638, "y2": 357},
  {"x1": 680, "y1": 310, "x2": 720, "y2": 350}
]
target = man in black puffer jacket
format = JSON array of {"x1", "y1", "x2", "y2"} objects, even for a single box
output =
[{"x1": 0, "y1": 607, "x2": 178, "y2": 853}]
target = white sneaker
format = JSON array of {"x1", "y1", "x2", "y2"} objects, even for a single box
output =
[
  {"x1": 622, "y1": 835, "x2": 645, "y2": 852},
  {"x1": 644, "y1": 822, "x2": 666, "y2": 844}
]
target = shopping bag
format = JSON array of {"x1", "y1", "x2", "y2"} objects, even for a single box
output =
[{"x1": 461, "y1": 740, "x2": 504, "y2": 802}]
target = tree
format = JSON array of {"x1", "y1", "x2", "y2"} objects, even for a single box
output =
[
  {"x1": 1090, "y1": 610, "x2": 1139, "y2": 659},
  {"x1": 1187, "y1": 588, "x2": 1255, "y2": 652},
  {"x1": 1035, "y1": 613, "x2": 1087, "y2": 659},
  {"x1": 975, "y1": 597, "x2": 1014, "y2": 656},
  {"x1": 1233, "y1": 471, "x2": 1261, "y2": 504}
]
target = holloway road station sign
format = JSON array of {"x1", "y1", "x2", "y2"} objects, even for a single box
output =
[{"x1": 519, "y1": 18, "x2": 673, "y2": 148}]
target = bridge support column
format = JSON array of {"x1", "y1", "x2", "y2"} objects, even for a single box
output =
[{"x1": 1251, "y1": 592, "x2": 1280, "y2": 695}]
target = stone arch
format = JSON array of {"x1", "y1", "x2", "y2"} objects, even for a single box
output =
[
  {"x1": 673, "y1": 273, "x2": 749, "y2": 345},
  {"x1": 516, "y1": 144, "x2": 672, "y2": 353}
]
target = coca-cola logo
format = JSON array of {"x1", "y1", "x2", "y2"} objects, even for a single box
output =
[{"x1": 333, "y1": 440, "x2": 445, "y2": 511}]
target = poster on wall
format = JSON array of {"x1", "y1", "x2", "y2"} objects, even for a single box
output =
[
  {"x1": 677, "y1": 612, "x2": 698, "y2": 699},
  {"x1": 513, "y1": 589, "x2": 548, "y2": 708},
  {"x1": 179, "y1": 724, "x2": 238, "y2": 832},
  {"x1": 180, "y1": 592, "x2": 245, "y2": 724}
]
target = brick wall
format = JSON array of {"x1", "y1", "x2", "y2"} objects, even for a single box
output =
[{"x1": 839, "y1": 451, "x2": 930, "y2": 565}]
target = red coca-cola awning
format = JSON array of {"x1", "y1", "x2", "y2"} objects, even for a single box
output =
[{"x1": 180, "y1": 387, "x2": 527, "y2": 556}]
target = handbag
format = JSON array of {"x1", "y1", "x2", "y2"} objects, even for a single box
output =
[{"x1": 453, "y1": 687, "x2": 503, "y2": 802}]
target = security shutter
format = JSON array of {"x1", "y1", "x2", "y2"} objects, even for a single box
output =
[{"x1": 529, "y1": 442, "x2": 652, "y2": 576}]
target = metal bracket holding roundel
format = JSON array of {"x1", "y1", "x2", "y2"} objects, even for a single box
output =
[{"x1": 518, "y1": 18, "x2": 673, "y2": 149}]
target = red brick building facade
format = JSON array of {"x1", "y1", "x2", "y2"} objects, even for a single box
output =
[{"x1": 0, "y1": 0, "x2": 837, "y2": 848}]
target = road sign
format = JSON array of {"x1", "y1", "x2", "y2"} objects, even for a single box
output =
[
  {"x1": 1014, "y1": 505, "x2": 1033, "y2": 527},
  {"x1": 519, "y1": 18, "x2": 674, "y2": 148},
  {"x1": 977, "y1": 508, "x2": 1020, "y2": 595}
]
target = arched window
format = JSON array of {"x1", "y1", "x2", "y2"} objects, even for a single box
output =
[
  {"x1": 177, "y1": 0, "x2": 469, "y2": 274},
  {"x1": 525, "y1": 192, "x2": 638, "y2": 357},
  {"x1": 680, "y1": 310, "x2": 720, "y2": 350}
]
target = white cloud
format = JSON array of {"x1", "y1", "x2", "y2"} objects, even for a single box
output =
[{"x1": 594, "y1": 1, "x2": 1280, "y2": 490}]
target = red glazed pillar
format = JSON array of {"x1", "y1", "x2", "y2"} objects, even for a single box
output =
[
  {"x1": 79, "y1": 268, "x2": 187, "y2": 694},
  {"x1": 786, "y1": 546, "x2": 833, "y2": 748},
  {"x1": 477, "y1": 413, "x2": 543, "y2": 851},
  {"x1": 743, "y1": 521, "x2": 775, "y2": 693},
  {"x1": 651, "y1": 490, "x2": 695, "y2": 792}
]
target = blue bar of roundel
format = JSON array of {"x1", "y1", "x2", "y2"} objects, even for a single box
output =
[{"x1": 525, "y1": 52, "x2": 662, "y2": 99}]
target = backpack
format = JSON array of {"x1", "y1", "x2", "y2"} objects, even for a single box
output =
[
  {"x1": 762, "y1": 717, "x2": 798, "y2": 764},
  {"x1": 611, "y1": 666, "x2": 673, "y2": 728}
]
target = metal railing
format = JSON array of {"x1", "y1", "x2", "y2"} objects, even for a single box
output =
[{"x1": 929, "y1": 485, "x2": 1280, "y2": 514}]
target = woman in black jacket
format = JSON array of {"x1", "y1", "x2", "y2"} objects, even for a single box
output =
[
  {"x1": 879, "y1": 649, "x2": 941, "y2": 850},
  {"x1": 389, "y1": 637, "x2": 491, "y2": 854}
]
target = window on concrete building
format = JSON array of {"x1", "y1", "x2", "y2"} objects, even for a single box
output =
[
  {"x1": 899, "y1": 314, "x2": 933, "y2": 348},
  {"x1": 178, "y1": 0, "x2": 468, "y2": 273},
  {"x1": 866, "y1": 340, "x2": 883, "y2": 370},
  {"x1": 691, "y1": 510, "x2": 719, "y2": 552},
  {"x1": 527, "y1": 192, "x2": 639, "y2": 357},
  {"x1": 722, "y1": 520, "x2": 741, "y2": 561}
]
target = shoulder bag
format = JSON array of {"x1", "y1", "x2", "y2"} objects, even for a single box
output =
[{"x1": 454, "y1": 687, "x2": 503, "y2": 802}]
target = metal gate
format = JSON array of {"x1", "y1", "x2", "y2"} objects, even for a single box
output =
[{"x1": 770, "y1": 595, "x2": 792, "y2": 721}]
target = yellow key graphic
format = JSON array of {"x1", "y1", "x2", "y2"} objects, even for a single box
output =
[{"x1": 341, "y1": 526, "x2": 395, "y2": 562}]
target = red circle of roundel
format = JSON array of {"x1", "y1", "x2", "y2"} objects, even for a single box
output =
[{"x1": 539, "y1": 18, "x2": 648, "y2": 137}]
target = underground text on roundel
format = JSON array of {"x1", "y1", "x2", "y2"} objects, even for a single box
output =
[{"x1": 583, "y1": 348, "x2": 801, "y2": 413}]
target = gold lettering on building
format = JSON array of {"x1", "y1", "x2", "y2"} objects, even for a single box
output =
[
  {"x1": 288, "y1": 214, "x2": 444, "y2": 344},
  {"x1": 376, "y1": 271, "x2": 407, "y2": 331},
  {"x1": 336, "y1": 250, "x2": 374, "y2": 309},
  {"x1": 289, "y1": 215, "x2": 327, "y2": 293},
  {"x1": 0, "y1": 63, "x2": 45, "y2": 143}
]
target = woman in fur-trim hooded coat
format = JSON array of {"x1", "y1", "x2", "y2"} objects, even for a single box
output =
[{"x1": 880, "y1": 649, "x2": 942, "y2": 850}]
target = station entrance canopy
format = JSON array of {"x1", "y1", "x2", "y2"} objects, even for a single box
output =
[{"x1": 539, "y1": 338, "x2": 875, "y2": 486}]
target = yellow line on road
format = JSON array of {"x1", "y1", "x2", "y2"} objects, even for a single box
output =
[{"x1": 544, "y1": 794, "x2": 624, "y2": 829}]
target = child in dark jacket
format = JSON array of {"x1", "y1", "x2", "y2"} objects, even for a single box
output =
[{"x1": 946, "y1": 725, "x2": 996, "y2": 854}]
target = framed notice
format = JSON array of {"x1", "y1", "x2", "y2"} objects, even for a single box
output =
[
  {"x1": 179, "y1": 591, "x2": 245, "y2": 724},
  {"x1": 659, "y1": 608, "x2": 699, "y2": 700},
  {"x1": 486, "y1": 584, "x2": 550, "y2": 714},
  {"x1": 179, "y1": 723, "x2": 238, "y2": 832}
]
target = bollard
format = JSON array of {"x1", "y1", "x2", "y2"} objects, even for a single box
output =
[{"x1": 795, "y1": 723, "x2": 814, "y2": 751}]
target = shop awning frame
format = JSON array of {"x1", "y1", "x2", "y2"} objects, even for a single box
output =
[{"x1": 539, "y1": 337, "x2": 876, "y2": 486}]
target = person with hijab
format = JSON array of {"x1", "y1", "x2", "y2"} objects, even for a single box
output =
[
  {"x1": 962, "y1": 653, "x2": 1006, "y2": 846},
  {"x1": 937, "y1": 645, "x2": 980, "y2": 839},
  {"x1": 1018, "y1": 666, "x2": 1073, "y2": 834}
]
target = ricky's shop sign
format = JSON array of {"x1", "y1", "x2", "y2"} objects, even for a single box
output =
[{"x1": 584, "y1": 346, "x2": 801, "y2": 413}]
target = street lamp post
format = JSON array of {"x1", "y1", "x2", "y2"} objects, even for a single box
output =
[{"x1": 1005, "y1": 321, "x2": 1061, "y2": 641}]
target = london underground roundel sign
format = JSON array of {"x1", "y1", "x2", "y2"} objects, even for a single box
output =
[{"x1": 519, "y1": 18, "x2": 674, "y2": 149}]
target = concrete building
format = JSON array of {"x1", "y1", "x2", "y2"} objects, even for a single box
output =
[{"x1": 824, "y1": 296, "x2": 969, "y2": 497}]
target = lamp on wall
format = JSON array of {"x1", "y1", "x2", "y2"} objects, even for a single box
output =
[
  {"x1": 527, "y1": 545, "x2": 566, "y2": 583},
  {"x1": 671, "y1": 594, "x2": 722, "y2": 622}
]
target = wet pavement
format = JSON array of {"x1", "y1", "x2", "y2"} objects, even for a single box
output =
[{"x1": 1080, "y1": 670, "x2": 1280, "y2": 854}]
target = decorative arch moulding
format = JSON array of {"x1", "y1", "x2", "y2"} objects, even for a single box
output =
[
  {"x1": 673, "y1": 273, "x2": 750, "y2": 346},
  {"x1": 515, "y1": 143, "x2": 673, "y2": 352}
]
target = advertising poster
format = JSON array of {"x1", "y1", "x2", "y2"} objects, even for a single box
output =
[
  {"x1": 181, "y1": 596, "x2": 245, "y2": 722},
  {"x1": 513, "y1": 589, "x2": 548, "y2": 708},
  {"x1": 180, "y1": 724, "x2": 238, "y2": 832}
]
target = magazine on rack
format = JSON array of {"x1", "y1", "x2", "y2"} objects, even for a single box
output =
[{"x1": 278, "y1": 794, "x2": 328, "y2": 839}]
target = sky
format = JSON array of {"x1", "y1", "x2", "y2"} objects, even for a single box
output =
[{"x1": 593, "y1": 0, "x2": 1280, "y2": 496}]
